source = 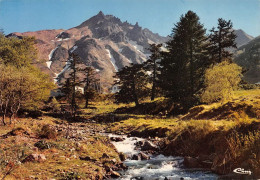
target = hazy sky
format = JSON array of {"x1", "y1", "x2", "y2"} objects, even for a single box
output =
[{"x1": 0, "y1": 0, "x2": 259, "y2": 37}]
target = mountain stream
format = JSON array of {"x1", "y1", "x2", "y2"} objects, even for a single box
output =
[{"x1": 107, "y1": 134, "x2": 218, "y2": 180}]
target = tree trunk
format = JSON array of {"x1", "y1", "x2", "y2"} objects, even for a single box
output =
[
  {"x1": 71, "y1": 56, "x2": 76, "y2": 121},
  {"x1": 132, "y1": 78, "x2": 139, "y2": 106},
  {"x1": 85, "y1": 96, "x2": 89, "y2": 108},
  {"x1": 218, "y1": 29, "x2": 222, "y2": 63},
  {"x1": 84, "y1": 74, "x2": 90, "y2": 108},
  {"x1": 2, "y1": 114, "x2": 6, "y2": 126},
  {"x1": 151, "y1": 59, "x2": 156, "y2": 101},
  {"x1": 190, "y1": 39, "x2": 194, "y2": 96},
  {"x1": 9, "y1": 114, "x2": 14, "y2": 125}
]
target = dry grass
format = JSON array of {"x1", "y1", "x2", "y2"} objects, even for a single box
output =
[{"x1": 0, "y1": 117, "x2": 120, "y2": 179}]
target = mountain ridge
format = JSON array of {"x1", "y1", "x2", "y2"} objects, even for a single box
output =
[
  {"x1": 9, "y1": 11, "x2": 258, "y2": 90},
  {"x1": 11, "y1": 11, "x2": 168, "y2": 91}
]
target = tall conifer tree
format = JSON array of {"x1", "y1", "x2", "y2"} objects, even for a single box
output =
[
  {"x1": 114, "y1": 64, "x2": 148, "y2": 106},
  {"x1": 208, "y1": 18, "x2": 237, "y2": 63},
  {"x1": 160, "y1": 11, "x2": 209, "y2": 107},
  {"x1": 145, "y1": 43, "x2": 162, "y2": 101}
]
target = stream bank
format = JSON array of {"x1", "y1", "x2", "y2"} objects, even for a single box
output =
[{"x1": 107, "y1": 134, "x2": 218, "y2": 180}]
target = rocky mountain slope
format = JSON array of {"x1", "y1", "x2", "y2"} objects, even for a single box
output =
[
  {"x1": 234, "y1": 35, "x2": 260, "y2": 83},
  {"x1": 12, "y1": 11, "x2": 168, "y2": 91},
  {"x1": 234, "y1": 29, "x2": 254, "y2": 48},
  {"x1": 9, "y1": 12, "x2": 258, "y2": 89}
]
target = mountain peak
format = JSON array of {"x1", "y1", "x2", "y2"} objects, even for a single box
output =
[
  {"x1": 97, "y1": 11, "x2": 105, "y2": 18},
  {"x1": 234, "y1": 29, "x2": 254, "y2": 47}
]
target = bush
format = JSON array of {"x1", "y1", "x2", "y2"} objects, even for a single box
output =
[
  {"x1": 37, "y1": 125, "x2": 57, "y2": 139},
  {"x1": 201, "y1": 61, "x2": 242, "y2": 103},
  {"x1": 34, "y1": 140, "x2": 51, "y2": 150},
  {"x1": 49, "y1": 97, "x2": 61, "y2": 113}
]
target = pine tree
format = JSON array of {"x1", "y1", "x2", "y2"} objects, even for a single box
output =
[
  {"x1": 208, "y1": 18, "x2": 237, "y2": 63},
  {"x1": 80, "y1": 65, "x2": 100, "y2": 108},
  {"x1": 60, "y1": 51, "x2": 82, "y2": 120},
  {"x1": 145, "y1": 43, "x2": 162, "y2": 101},
  {"x1": 160, "y1": 11, "x2": 209, "y2": 107},
  {"x1": 114, "y1": 63, "x2": 149, "y2": 106}
]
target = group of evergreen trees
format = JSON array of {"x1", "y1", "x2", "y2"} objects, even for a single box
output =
[
  {"x1": 115, "y1": 11, "x2": 240, "y2": 109},
  {"x1": 59, "y1": 48, "x2": 100, "y2": 118}
]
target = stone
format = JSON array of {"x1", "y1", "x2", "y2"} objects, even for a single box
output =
[
  {"x1": 183, "y1": 156, "x2": 202, "y2": 168},
  {"x1": 110, "y1": 137, "x2": 125, "y2": 142},
  {"x1": 132, "y1": 154, "x2": 141, "y2": 160},
  {"x1": 110, "y1": 170, "x2": 121, "y2": 178},
  {"x1": 135, "y1": 141, "x2": 144, "y2": 147},
  {"x1": 201, "y1": 160, "x2": 213, "y2": 168},
  {"x1": 102, "y1": 153, "x2": 109, "y2": 159},
  {"x1": 22, "y1": 153, "x2": 46, "y2": 163},
  {"x1": 79, "y1": 156, "x2": 97, "y2": 162},
  {"x1": 38, "y1": 154, "x2": 46, "y2": 162},
  {"x1": 141, "y1": 140, "x2": 158, "y2": 151},
  {"x1": 139, "y1": 152, "x2": 150, "y2": 160},
  {"x1": 119, "y1": 152, "x2": 126, "y2": 161},
  {"x1": 119, "y1": 162, "x2": 128, "y2": 170}
]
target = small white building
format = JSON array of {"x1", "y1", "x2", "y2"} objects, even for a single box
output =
[
  {"x1": 110, "y1": 85, "x2": 120, "y2": 93},
  {"x1": 75, "y1": 86, "x2": 84, "y2": 94}
]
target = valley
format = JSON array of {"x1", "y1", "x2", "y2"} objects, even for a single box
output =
[{"x1": 0, "y1": 4, "x2": 260, "y2": 180}]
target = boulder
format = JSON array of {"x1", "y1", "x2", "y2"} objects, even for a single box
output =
[
  {"x1": 132, "y1": 154, "x2": 141, "y2": 160},
  {"x1": 110, "y1": 170, "x2": 121, "y2": 178},
  {"x1": 110, "y1": 137, "x2": 125, "y2": 142},
  {"x1": 141, "y1": 140, "x2": 158, "y2": 151},
  {"x1": 132, "y1": 152, "x2": 150, "y2": 160},
  {"x1": 22, "y1": 153, "x2": 46, "y2": 163},
  {"x1": 183, "y1": 156, "x2": 202, "y2": 168},
  {"x1": 38, "y1": 154, "x2": 47, "y2": 162},
  {"x1": 135, "y1": 141, "x2": 144, "y2": 147},
  {"x1": 139, "y1": 152, "x2": 150, "y2": 160},
  {"x1": 200, "y1": 160, "x2": 213, "y2": 168},
  {"x1": 119, "y1": 152, "x2": 126, "y2": 161}
]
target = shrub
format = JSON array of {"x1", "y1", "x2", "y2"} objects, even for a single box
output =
[
  {"x1": 201, "y1": 61, "x2": 242, "y2": 103},
  {"x1": 37, "y1": 125, "x2": 57, "y2": 139}
]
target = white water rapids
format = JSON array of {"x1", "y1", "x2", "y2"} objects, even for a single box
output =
[{"x1": 107, "y1": 134, "x2": 218, "y2": 180}]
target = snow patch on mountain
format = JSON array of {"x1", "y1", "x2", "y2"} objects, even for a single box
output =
[
  {"x1": 106, "y1": 49, "x2": 118, "y2": 72},
  {"x1": 54, "y1": 73, "x2": 59, "y2": 83},
  {"x1": 47, "y1": 46, "x2": 59, "y2": 69},
  {"x1": 128, "y1": 40, "x2": 144, "y2": 53},
  {"x1": 70, "y1": 46, "x2": 78, "y2": 53},
  {"x1": 56, "y1": 58, "x2": 72, "y2": 83},
  {"x1": 46, "y1": 61, "x2": 52, "y2": 69},
  {"x1": 49, "y1": 47, "x2": 58, "y2": 60}
]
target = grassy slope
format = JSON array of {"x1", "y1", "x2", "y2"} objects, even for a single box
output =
[
  {"x1": 0, "y1": 89, "x2": 259, "y2": 178},
  {"x1": 108, "y1": 89, "x2": 260, "y2": 176},
  {"x1": 0, "y1": 117, "x2": 120, "y2": 179}
]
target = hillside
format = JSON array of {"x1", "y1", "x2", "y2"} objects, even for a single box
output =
[
  {"x1": 234, "y1": 36, "x2": 260, "y2": 83},
  {"x1": 234, "y1": 29, "x2": 254, "y2": 48}
]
